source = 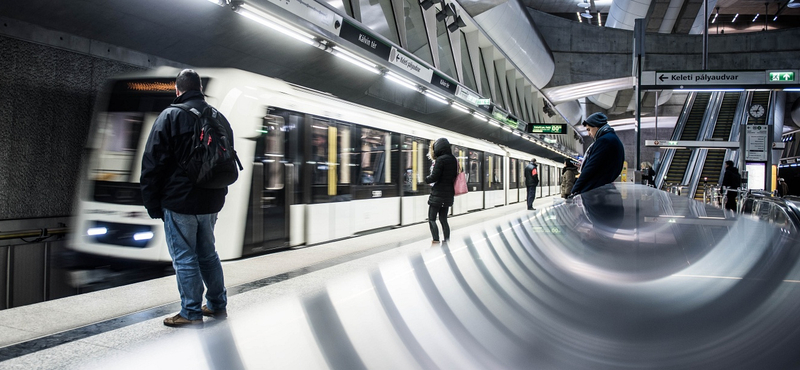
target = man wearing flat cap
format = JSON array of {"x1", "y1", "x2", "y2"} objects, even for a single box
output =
[{"x1": 571, "y1": 112, "x2": 625, "y2": 195}]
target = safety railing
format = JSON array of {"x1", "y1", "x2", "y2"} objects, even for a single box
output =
[
  {"x1": 739, "y1": 191, "x2": 800, "y2": 232},
  {"x1": 0, "y1": 217, "x2": 74, "y2": 310}
]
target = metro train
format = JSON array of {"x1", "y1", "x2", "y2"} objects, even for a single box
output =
[{"x1": 70, "y1": 67, "x2": 565, "y2": 261}]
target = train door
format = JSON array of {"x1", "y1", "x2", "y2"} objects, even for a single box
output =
[{"x1": 243, "y1": 114, "x2": 293, "y2": 254}]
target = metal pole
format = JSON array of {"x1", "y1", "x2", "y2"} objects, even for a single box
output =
[
  {"x1": 655, "y1": 90, "x2": 659, "y2": 141},
  {"x1": 703, "y1": 0, "x2": 708, "y2": 70},
  {"x1": 635, "y1": 19, "x2": 644, "y2": 171}
]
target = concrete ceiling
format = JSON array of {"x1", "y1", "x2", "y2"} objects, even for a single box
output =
[{"x1": 0, "y1": 0, "x2": 574, "y2": 160}]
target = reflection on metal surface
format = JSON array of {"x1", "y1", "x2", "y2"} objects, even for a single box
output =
[{"x1": 86, "y1": 184, "x2": 800, "y2": 369}]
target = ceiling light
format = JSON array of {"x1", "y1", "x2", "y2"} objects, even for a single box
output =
[
  {"x1": 577, "y1": 12, "x2": 583, "y2": 22},
  {"x1": 420, "y1": 0, "x2": 433, "y2": 10},
  {"x1": 581, "y1": 10, "x2": 593, "y2": 18},
  {"x1": 711, "y1": 13, "x2": 718, "y2": 23},
  {"x1": 752, "y1": 13, "x2": 759, "y2": 22},
  {"x1": 577, "y1": 0, "x2": 591, "y2": 8},
  {"x1": 788, "y1": 0, "x2": 800, "y2": 8},
  {"x1": 598, "y1": 12, "x2": 602, "y2": 26},
  {"x1": 732, "y1": 13, "x2": 739, "y2": 22},
  {"x1": 436, "y1": 9, "x2": 448, "y2": 21}
]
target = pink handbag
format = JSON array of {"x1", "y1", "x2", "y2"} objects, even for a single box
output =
[{"x1": 454, "y1": 164, "x2": 468, "y2": 196}]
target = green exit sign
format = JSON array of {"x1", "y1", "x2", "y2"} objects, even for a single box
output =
[
  {"x1": 476, "y1": 99, "x2": 491, "y2": 105},
  {"x1": 768, "y1": 71, "x2": 795, "y2": 82}
]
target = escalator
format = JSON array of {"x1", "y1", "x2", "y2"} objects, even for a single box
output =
[
  {"x1": 692, "y1": 92, "x2": 741, "y2": 200},
  {"x1": 663, "y1": 92, "x2": 712, "y2": 187}
]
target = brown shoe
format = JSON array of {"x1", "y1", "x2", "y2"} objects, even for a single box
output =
[
  {"x1": 202, "y1": 305, "x2": 228, "y2": 318},
  {"x1": 163, "y1": 313, "x2": 203, "y2": 328}
]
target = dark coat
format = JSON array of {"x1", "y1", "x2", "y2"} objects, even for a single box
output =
[
  {"x1": 140, "y1": 91, "x2": 232, "y2": 215},
  {"x1": 722, "y1": 166, "x2": 741, "y2": 189},
  {"x1": 561, "y1": 164, "x2": 578, "y2": 198},
  {"x1": 524, "y1": 162, "x2": 539, "y2": 187},
  {"x1": 425, "y1": 138, "x2": 458, "y2": 207},
  {"x1": 571, "y1": 125, "x2": 625, "y2": 195}
]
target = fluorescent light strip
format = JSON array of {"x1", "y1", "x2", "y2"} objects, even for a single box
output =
[
  {"x1": 451, "y1": 102, "x2": 470, "y2": 113},
  {"x1": 752, "y1": 13, "x2": 759, "y2": 22},
  {"x1": 676, "y1": 88, "x2": 745, "y2": 92},
  {"x1": 712, "y1": 13, "x2": 718, "y2": 23},
  {"x1": 472, "y1": 112, "x2": 488, "y2": 121},
  {"x1": 598, "y1": 12, "x2": 602, "y2": 26},
  {"x1": 489, "y1": 120, "x2": 502, "y2": 127},
  {"x1": 784, "y1": 88, "x2": 800, "y2": 92},
  {"x1": 424, "y1": 90, "x2": 449, "y2": 104},
  {"x1": 577, "y1": 12, "x2": 582, "y2": 22},
  {"x1": 502, "y1": 126, "x2": 513, "y2": 132},
  {"x1": 330, "y1": 48, "x2": 380, "y2": 74},
  {"x1": 237, "y1": 4, "x2": 317, "y2": 46},
  {"x1": 732, "y1": 13, "x2": 739, "y2": 22},
  {"x1": 385, "y1": 72, "x2": 418, "y2": 91}
]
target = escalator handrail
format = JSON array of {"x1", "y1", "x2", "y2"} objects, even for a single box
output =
[
  {"x1": 687, "y1": 92, "x2": 725, "y2": 197},
  {"x1": 742, "y1": 192, "x2": 800, "y2": 231},
  {"x1": 655, "y1": 92, "x2": 697, "y2": 189}
]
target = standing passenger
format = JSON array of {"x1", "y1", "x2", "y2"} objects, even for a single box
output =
[
  {"x1": 524, "y1": 158, "x2": 540, "y2": 210},
  {"x1": 140, "y1": 69, "x2": 231, "y2": 327},
  {"x1": 561, "y1": 159, "x2": 578, "y2": 198},
  {"x1": 721, "y1": 160, "x2": 742, "y2": 211},
  {"x1": 570, "y1": 112, "x2": 625, "y2": 196},
  {"x1": 425, "y1": 138, "x2": 457, "y2": 243}
]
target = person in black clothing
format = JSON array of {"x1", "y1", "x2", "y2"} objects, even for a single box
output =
[
  {"x1": 425, "y1": 138, "x2": 458, "y2": 243},
  {"x1": 524, "y1": 158, "x2": 539, "y2": 210},
  {"x1": 721, "y1": 160, "x2": 742, "y2": 211},
  {"x1": 571, "y1": 112, "x2": 625, "y2": 196},
  {"x1": 640, "y1": 161, "x2": 655, "y2": 186},
  {"x1": 141, "y1": 69, "x2": 232, "y2": 327},
  {"x1": 777, "y1": 178, "x2": 789, "y2": 197}
]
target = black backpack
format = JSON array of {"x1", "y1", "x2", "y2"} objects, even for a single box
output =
[{"x1": 171, "y1": 103, "x2": 243, "y2": 189}]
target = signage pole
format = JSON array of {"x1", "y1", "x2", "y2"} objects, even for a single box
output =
[
  {"x1": 703, "y1": 0, "x2": 708, "y2": 70},
  {"x1": 635, "y1": 19, "x2": 644, "y2": 172},
  {"x1": 655, "y1": 90, "x2": 659, "y2": 141}
]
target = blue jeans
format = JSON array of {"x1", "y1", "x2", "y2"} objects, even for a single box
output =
[{"x1": 163, "y1": 210, "x2": 227, "y2": 320}]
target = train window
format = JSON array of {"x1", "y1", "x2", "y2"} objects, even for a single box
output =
[
  {"x1": 403, "y1": 0, "x2": 433, "y2": 65},
  {"x1": 509, "y1": 159, "x2": 518, "y2": 189},
  {"x1": 484, "y1": 154, "x2": 503, "y2": 190},
  {"x1": 357, "y1": 127, "x2": 390, "y2": 185},
  {"x1": 308, "y1": 119, "x2": 354, "y2": 202},
  {"x1": 402, "y1": 136, "x2": 433, "y2": 196},
  {"x1": 467, "y1": 150, "x2": 482, "y2": 190},
  {"x1": 356, "y1": 0, "x2": 400, "y2": 45}
]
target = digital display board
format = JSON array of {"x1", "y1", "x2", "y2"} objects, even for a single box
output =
[{"x1": 527, "y1": 124, "x2": 567, "y2": 134}]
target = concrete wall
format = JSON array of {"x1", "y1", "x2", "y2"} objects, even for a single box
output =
[{"x1": 0, "y1": 34, "x2": 159, "y2": 220}]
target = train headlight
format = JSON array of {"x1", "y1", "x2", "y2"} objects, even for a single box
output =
[
  {"x1": 87, "y1": 227, "x2": 108, "y2": 236},
  {"x1": 133, "y1": 232, "x2": 154, "y2": 241}
]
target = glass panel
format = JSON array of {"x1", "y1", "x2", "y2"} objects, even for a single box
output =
[
  {"x1": 467, "y1": 150, "x2": 482, "y2": 190},
  {"x1": 402, "y1": 136, "x2": 432, "y2": 196},
  {"x1": 435, "y1": 20, "x2": 456, "y2": 78},
  {"x1": 509, "y1": 159, "x2": 518, "y2": 188},
  {"x1": 403, "y1": 0, "x2": 433, "y2": 65},
  {"x1": 358, "y1": 127, "x2": 390, "y2": 185},
  {"x1": 459, "y1": 31, "x2": 477, "y2": 91},
  {"x1": 478, "y1": 51, "x2": 493, "y2": 101},
  {"x1": 357, "y1": 0, "x2": 399, "y2": 44}
]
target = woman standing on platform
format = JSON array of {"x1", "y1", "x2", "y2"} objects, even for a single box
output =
[{"x1": 425, "y1": 138, "x2": 458, "y2": 243}]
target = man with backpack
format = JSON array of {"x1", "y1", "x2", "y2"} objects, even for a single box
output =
[
  {"x1": 140, "y1": 69, "x2": 235, "y2": 327},
  {"x1": 524, "y1": 158, "x2": 539, "y2": 210}
]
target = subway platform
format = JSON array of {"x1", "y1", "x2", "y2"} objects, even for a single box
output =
[{"x1": 1, "y1": 185, "x2": 800, "y2": 369}]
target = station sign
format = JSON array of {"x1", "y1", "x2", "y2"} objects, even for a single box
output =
[
  {"x1": 528, "y1": 124, "x2": 567, "y2": 134},
  {"x1": 476, "y1": 99, "x2": 491, "y2": 105},
  {"x1": 388, "y1": 47, "x2": 433, "y2": 82},
  {"x1": 641, "y1": 70, "x2": 800, "y2": 89},
  {"x1": 745, "y1": 125, "x2": 769, "y2": 162},
  {"x1": 649, "y1": 71, "x2": 764, "y2": 86},
  {"x1": 339, "y1": 20, "x2": 392, "y2": 60},
  {"x1": 431, "y1": 72, "x2": 457, "y2": 95}
]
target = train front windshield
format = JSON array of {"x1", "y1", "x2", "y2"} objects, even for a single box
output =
[{"x1": 89, "y1": 79, "x2": 178, "y2": 205}]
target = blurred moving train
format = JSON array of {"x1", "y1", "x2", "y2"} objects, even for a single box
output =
[{"x1": 70, "y1": 67, "x2": 565, "y2": 261}]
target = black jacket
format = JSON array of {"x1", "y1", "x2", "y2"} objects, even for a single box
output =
[
  {"x1": 425, "y1": 138, "x2": 458, "y2": 207},
  {"x1": 722, "y1": 166, "x2": 741, "y2": 190},
  {"x1": 571, "y1": 124, "x2": 625, "y2": 195},
  {"x1": 524, "y1": 162, "x2": 539, "y2": 187},
  {"x1": 140, "y1": 91, "x2": 232, "y2": 215}
]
